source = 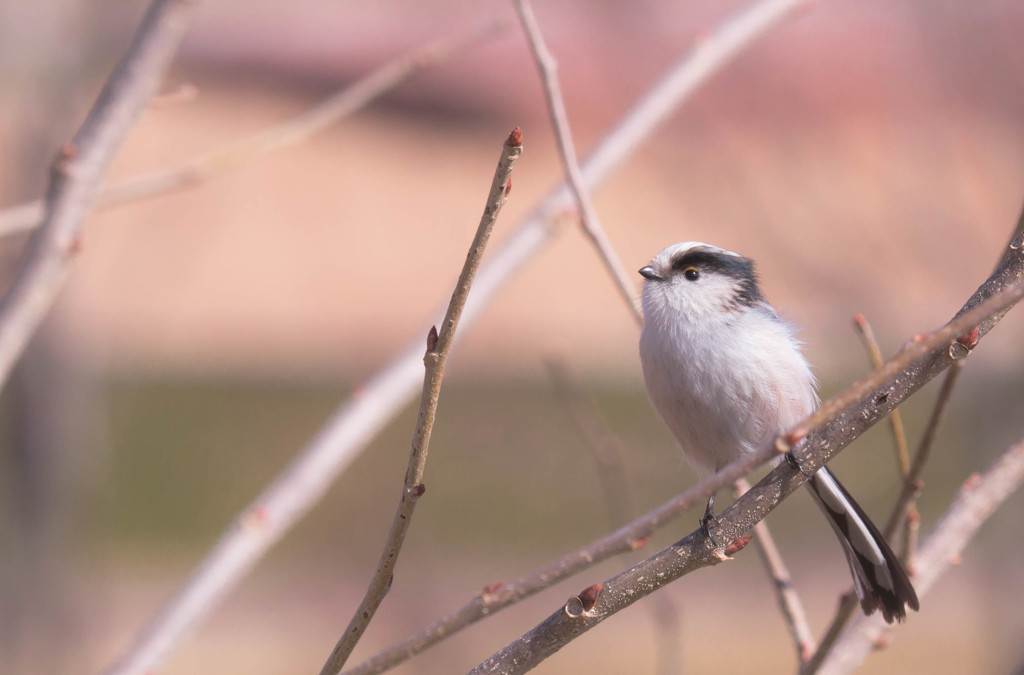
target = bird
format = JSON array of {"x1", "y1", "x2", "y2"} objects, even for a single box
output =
[{"x1": 637, "y1": 241, "x2": 919, "y2": 623}]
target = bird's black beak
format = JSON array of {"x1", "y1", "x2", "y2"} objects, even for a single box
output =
[{"x1": 638, "y1": 266, "x2": 663, "y2": 281}]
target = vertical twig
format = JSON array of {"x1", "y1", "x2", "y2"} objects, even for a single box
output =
[
  {"x1": 735, "y1": 478, "x2": 816, "y2": 664},
  {"x1": 815, "y1": 436, "x2": 1024, "y2": 674},
  {"x1": 318, "y1": 129, "x2": 523, "y2": 675},
  {"x1": 513, "y1": 0, "x2": 642, "y2": 323},
  {"x1": 852, "y1": 313, "x2": 920, "y2": 562},
  {"x1": 852, "y1": 314, "x2": 911, "y2": 476},
  {"x1": 0, "y1": 0, "x2": 194, "y2": 394}
]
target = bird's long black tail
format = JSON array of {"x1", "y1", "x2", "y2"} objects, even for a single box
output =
[{"x1": 805, "y1": 466, "x2": 920, "y2": 623}]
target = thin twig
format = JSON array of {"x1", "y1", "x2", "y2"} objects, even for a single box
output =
[
  {"x1": 806, "y1": 305, "x2": 970, "y2": 675},
  {"x1": 852, "y1": 313, "x2": 911, "y2": 476},
  {"x1": 0, "y1": 22, "x2": 507, "y2": 238},
  {"x1": 814, "y1": 436, "x2": 1024, "y2": 675},
  {"x1": 801, "y1": 593, "x2": 859, "y2": 675},
  {"x1": 852, "y1": 313, "x2": 918, "y2": 563},
  {"x1": 467, "y1": 226, "x2": 1024, "y2": 674},
  {"x1": 883, "y1": 363, "x2": 964, "y2": 550},
  {"x1": 0, "y1": 0, "x2": 194, "y2": 394},
  {"x1": 318, "y1": 129, "x2": 522, "y2": 675},
  {"x1": 735, "y1": 478, "x2": 816, "y2": 665},
  {"x1": 514, "y1": 0, "x2": 642, "y2": 323},
  {"x1": 104, "y1": 3, "x2": 807, "y2": 672}
]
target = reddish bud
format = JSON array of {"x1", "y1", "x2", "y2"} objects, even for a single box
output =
[
  {"x1": 872, "y1": 634, "x2": 893, "y2": 650},
  {"x1": 629, "y1": 535, "x2": 650, "y2": 550},
  {"x1": 507, "y1": 126, "x2": 523, "y2": 147},
  {"x1": 852, "y1": 312, "x2": 867, "y2": 328},
  {"x1": 962, "y1": 473, "x2": 981, "y2": 491},
  {"x1": 427, "y1": 325, "x2": 438, "y2": 351},
  {"x1": 578, "y1": 583, "x2": 603, "y2": 612},
  {"x1": 505, "y1": 177, "x2": 512, "y2": 196},
  {"x1": 410, "y1": 483, "x2": 426, "y2": 497},
  {"x1": 785, "y1": 428, "x2": 807, "y2": 446},
  {"x1": 724, "y1": 536, "x2": 752, "y2": 556},
  {"x1": 481, "y1": 581, "x2": 505, "y2": 598},
  {"x1": 950, "y1": 554, "x2": 963, "y2": 565},
  {"x1": 61, "y1": 142, "x2": 79, "y2": 159},
  {"x1": 956, "y1": 325, "x2": 980, "y2": 351}
]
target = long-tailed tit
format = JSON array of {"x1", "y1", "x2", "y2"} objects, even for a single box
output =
[{"x1": 638, "y1": 241, "x2": 919, "y2": 623}]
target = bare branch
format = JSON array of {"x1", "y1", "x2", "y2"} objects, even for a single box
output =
[
  {"x1": 814, "y1": 436, "x2": 1024, "y2": 675},
  {"x1": 514, "y1": 0, "x2": 642, "y2": 323},
  {"x1": 468, "y1": 227, "x2": 1024, "y2": 674},
  {"x1": 102, "y1": 2, "x2": 821, "y2": 671},
  {"x1": 884, "y1": 362, "x2": 963, "y2": 557},
  {"x1": 852, "y1": 313, "x2": 911, "y2": 476},
  {"x1": 0, "y1": 22, "x2": 507, "y2": 238},
  {"x1": 318, "y1": 129, "x2": 522, "y2": 675},
  {"x1": 735, "y1": 478, "x2": 815, "y2": 665},
  {"x1": 0, "y1": 0, "x2": 194, "y2": 393}
]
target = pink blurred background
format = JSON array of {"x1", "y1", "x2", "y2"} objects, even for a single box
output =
[{"x1": 2, "y1": 1, "x2": 1023, "y2": 673}]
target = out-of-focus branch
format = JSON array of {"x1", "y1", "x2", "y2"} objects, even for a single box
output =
[
  {"x1": 0, "y1": 0, "x2": 194, "y2": 395},
  {"x1": 852, "y1": 313, "x2": 919, "y2": 563},
  {"x1": 318, "y1": 129, "x2": 522, "y2": 675},
  {"x1": 513, "y1": 0, "x2": 642, "y2": 323},
  {"x1": 102, "y1": 2, "x2": 824, "y2": 672},
  {"x1": 468, "y1": 225, "x2": 1024, "y2": 674},
  {"x1": 546, "y1": 360, "x2": 634, "y2": 525},
  {"x1": 547, "y1": 360, "x2": 683, "y2": 674},
  {"x1": 735, "y1": 478, "x2": 815, "y2": 665},
  {"x1": 0, "y1": 22, "x2": 506, "y2": 238},
  {"x1": 814, "y1": 436, "x2": 1024, "y2": 675},
  {"x1": 852, "y1": 313, "x2": 911, "y2": 476}
]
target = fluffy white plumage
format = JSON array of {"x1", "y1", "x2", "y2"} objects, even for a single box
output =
[{"x1": 638, "y1": 241, "x2": 918, "y2": 623}]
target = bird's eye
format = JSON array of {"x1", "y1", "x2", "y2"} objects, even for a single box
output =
[{"x1": 683, "y1": 267, "x2": 699, "y2": 281}]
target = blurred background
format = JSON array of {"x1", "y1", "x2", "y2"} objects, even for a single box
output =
[{"x1": 2, "y1": 0, "x2": 1024, "y2": 673}]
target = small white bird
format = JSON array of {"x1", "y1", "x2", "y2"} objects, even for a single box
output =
[{"x1": 638, "y1": 241, "x2": 918, "y2": 623}]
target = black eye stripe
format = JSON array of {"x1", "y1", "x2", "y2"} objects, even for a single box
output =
[{"x1": 668, "y1": 248, "x2": 764, "y2": 306}]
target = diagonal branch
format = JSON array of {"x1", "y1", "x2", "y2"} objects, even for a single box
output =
[
  {"x1": 353, "y1": 231, "x2": 1024, "y2": 675},
  {"x1": 0, "y1": 21, "x2": 507, "y2": 238},
  {"x1": 468, "y1": 222, "x2": 1024, "y2": 674},
  {"x1": 813, "y1": 435, "x2": 1024, "y2": 675},
  {"x1": 513, "y1": 0, "x2": 642, "y2": 323},
  {"x1": 0, "y1": 0, "x2": 195, "y2": 394},
  {"x1": 102, "y1": 2, "x2": 815, "y2": 672},
  {"x1": 318, "y1": 128, "x2": 523, "y2": 675}
]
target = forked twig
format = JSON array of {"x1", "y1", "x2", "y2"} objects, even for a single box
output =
[
  {"x1": 0, "y1": 0, "x2": 194, "y2": 394},
  {"x1": 318, "y1": 128, "x2": 522, "y2": 675},
  {"x1": 514, "y1": 0, "x2": 642, "y2": 322},
  {"x1": 814, "y1": 436, "x2": 1024, "y2": 674},
  {"x1": 0, "y1": 22, "x2": 507, "y2": 238}
]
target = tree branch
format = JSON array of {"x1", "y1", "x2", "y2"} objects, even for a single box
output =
[
  {"x1": 735, "y1": 478, "x2": 815, "y2": 665},
  {"x1": 467, "y1": 224, "x2": 1024, "y2": 674},
  {"x1": 102, "y1": 2, "x2": 814, "y2": 671},
  {"x1": 318, "y1": 129, "x2": 522, "y2": 675},
  {"x1": 0, "y1": 0, "x2": 194, "y2": 394},
  {"x1": 513, "y1": 0, "x2": 642, "y2": 323},
  {"x1": 814, "y1": 435, "x2": 1024, "y2": 674},
  {"x1": 0, "y1": 21, "x2": 507, "y2": 238}
]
